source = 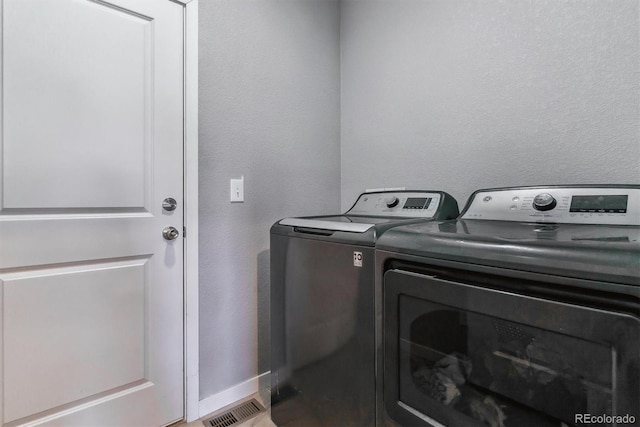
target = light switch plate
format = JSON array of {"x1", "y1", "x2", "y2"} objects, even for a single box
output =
[{"x1": 230, "y1": 176, "x2": 244, "y2": 203}]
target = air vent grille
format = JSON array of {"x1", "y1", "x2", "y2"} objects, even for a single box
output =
[{"x1": 204, "y1": 399, "x2": 266, "y2": 427}]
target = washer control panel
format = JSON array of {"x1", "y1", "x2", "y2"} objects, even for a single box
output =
[
  {"x1": 462, "y1": 187, "x2": 640, "y2": 225},
  {"x1": 348, "y1": 191, "x2": 443, "y2": 218}
]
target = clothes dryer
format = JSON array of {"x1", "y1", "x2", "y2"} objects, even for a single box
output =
[
  {"x1": 376, "y1": 185, "x2": 640, "y2": 427},
  {"x1": 271, "y1": 190, "x2": 459, "y2": 426}
]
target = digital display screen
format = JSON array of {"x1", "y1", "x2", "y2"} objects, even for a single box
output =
[
  {"x1": 569, "y1": 195, "x2": 628, "y2": 213},
  {"x1": 403, "y1": 197, "x2": 432, "y2": 209}
]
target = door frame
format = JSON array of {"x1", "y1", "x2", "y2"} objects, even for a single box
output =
[{"x1": 179, "y1": 0, "x2": 199, "y2": 422}]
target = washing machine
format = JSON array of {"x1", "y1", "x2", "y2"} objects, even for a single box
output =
[
  {"x1": 375, "y1": 185, "x2": 640, "y2": 427},
  {"x1": 270, "y1": 190, "x2": 459, "y2": 426}
]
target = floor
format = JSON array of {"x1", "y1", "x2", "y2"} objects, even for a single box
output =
[{"x1": 181, "y1": 392, "x2": 275, "y2": 427}]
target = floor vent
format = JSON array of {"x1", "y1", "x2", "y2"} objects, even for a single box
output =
[{"x1": 204, "y1": 399, "x2": 266, "y2": 427}]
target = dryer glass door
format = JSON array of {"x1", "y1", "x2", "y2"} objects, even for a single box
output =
[{"x1": 383, "y1": 270, "x2": 640, "y2": 427}]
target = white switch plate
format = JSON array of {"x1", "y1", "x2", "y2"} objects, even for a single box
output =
[{"x1": 230, "y1": 176, "x2": 244, "y2": 203}]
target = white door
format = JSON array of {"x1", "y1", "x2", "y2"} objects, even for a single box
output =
[{"x1": 0, "y1": 0, "x2": 185, "y2": 425}]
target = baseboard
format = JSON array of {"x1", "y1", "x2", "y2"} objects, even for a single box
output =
[{"x1": 198, "y1": 372, "x2": 269, "y2": 419}]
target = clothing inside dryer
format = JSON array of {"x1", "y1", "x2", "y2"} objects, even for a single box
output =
[{"x1": 399, "y1": 295, "x2": 614, "y2": 427}]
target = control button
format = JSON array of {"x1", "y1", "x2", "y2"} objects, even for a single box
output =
[
  {"x1": 510, "y1": 205, "x2": 517, "y2": 211},
  {"x1": 512, "y1": 196, "x2": 519, "y2": 202},
  {"x1": 532, "y1": 193, "x2": 557, "y2": 211},
  {"x1": 385, "y1": 196, "x2": 399, "y2": 208},
  {"x1": 483, "y1": 196, "x2": 492, "y2": 202}
]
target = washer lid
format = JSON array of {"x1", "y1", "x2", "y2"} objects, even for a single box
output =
[{"x1": 278, "y1": 215, "x2": 394, "y2": 233}]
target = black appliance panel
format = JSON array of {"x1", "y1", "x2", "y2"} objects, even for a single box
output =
[
  {"x1": 271, "y1": 235, "x2": 375, "y2": 426},
  {"x1": 570, "y1": 195, "x2": 628, "y2": 213}
]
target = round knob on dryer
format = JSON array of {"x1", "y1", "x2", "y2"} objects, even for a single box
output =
[
  {"x1": 385, "y1": 196, "x2": 400, "y2": 208},
  {"x1": 532, "y1": 193, "x2": 557, "y2": 211}
]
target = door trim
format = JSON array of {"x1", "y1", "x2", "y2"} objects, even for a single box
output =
[{"x1": 183, "y1": 0, "x2": 199, "y2": 422}]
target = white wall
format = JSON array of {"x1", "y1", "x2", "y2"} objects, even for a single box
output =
[
  {"x1": 341, "y1": 0, "x2": 640, "y2": 209},
  {"x1": 198, "y1": 0, "x2": 341, "y2": 401}
]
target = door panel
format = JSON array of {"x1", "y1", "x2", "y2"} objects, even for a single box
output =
[
  {"x1": 0, "y1": 0, "x2": 184, "y2": 425},
  {"x1": 3, "y1": 0, "x2": 153, "y2": 210},
  {"x1": 3, "y1": 259, "x2": 147, "y2": 423}
]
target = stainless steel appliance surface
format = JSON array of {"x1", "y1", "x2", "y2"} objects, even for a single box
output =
[
  {"x1": 375, "y1": 185, "x2": 640, "y2": 427},
  {"x1": 270, "y1": 190, "x2": 459, "y2": 427}
]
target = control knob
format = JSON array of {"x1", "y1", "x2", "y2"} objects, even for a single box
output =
[
  {"x1": 532, "y1": 193, "x2": 557, "y2": 211},
  {"x1": 385, "y1": 196, "x2": 399, "y2": 208}
]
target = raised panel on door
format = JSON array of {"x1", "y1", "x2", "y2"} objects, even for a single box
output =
[
  {"x1": 2, "y1": 0, "x2": 153, "y2": 211},
  {"x1": 2, "y1": 259, "x2": 148, "y2": 423},
  {"x1": 0, "y1": 0, "x2": 185, "y2": 425}
]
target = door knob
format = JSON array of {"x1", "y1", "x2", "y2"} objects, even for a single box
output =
[{"x1": 163, "y1": 226, "x2": 180, "y2": 241}]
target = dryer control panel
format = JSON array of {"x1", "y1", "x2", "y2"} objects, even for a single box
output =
[
  {"x1": 462, "y1": 186, "x2": 640, "y2": 225},
  {"x1": 347, "y1": 191, "x2": 444, "y2": 218}
]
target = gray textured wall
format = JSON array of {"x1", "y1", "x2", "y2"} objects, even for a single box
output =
[
  {"x1": 341, "y1": 0, "x2": 640, "y2": 209},
  {"x1": 199, "y1": 0, "x2": 341, "y2": 399},
  {"x1": 198, "y1": 0, "x2": 640, "y2": 404}
]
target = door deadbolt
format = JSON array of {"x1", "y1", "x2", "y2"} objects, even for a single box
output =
[
  {"x1": 162, "y1": 197, "x2": 177, "y2": 212},
  {"x1": 163, "y1": 226, "x2": 180, "y2": 241}
]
